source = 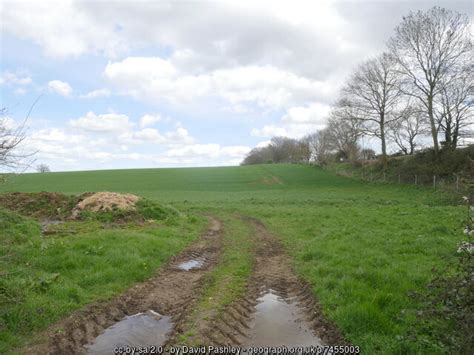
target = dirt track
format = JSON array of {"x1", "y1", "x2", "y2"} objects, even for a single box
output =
[
  {"x1": 194, "y1": 216, "x2": 346, "y2": 346},
  {"x1": 24, "y1": 217, "x2": 223, "y2": 354},
  {"x1": 24, "y1": 215, "x2": 346, "y2": 353}
]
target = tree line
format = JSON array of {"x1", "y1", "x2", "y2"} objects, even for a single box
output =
[{"x1": 243, "y1": 7, "x2": 473, "y2": 166}]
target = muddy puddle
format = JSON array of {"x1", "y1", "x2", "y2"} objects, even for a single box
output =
[
  {"x1": 245, "y1": 290, "x2": 323, "y2": 347},
  {"x1": 85, "y1": 311, "x2": 172, "y2": 354},
  {"x1": 177, "y1": 258, "x2": 206, "y2": 271}
]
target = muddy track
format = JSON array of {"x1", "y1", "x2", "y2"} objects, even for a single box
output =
[
  {"x1": 24, "y1": 217, "x2": 223, "y2": 355},
  {"x1": 198, "y1": 216, "x2": 347, "y2": 346}
]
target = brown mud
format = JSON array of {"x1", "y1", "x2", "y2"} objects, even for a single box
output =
[
  {"x1": 23, "y1": 217, "x2": 223, "y2": 354},
  {"x1": 194, "y1": 216, "x2": 347, "y2": 347}
]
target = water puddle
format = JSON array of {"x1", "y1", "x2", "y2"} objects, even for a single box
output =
[
  {"x1": 245, "y1": 290, "x2": 323, "y2": 346},
  {"x1": 178, "y1": 258, "x2": 205, "y2": 271},
  {"x1": 85, "y1": 310, "x2": 172, "y2": 354}
]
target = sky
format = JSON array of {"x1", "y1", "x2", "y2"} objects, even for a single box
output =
[{"x1": 0, "y1": 0, "x2": 472, "y2": 171}]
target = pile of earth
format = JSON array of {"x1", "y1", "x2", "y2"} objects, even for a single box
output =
[
  {"x1": 71, "y1": 192, "x2": 140, "y2": 219},
  {"x1": 0, "y1": 191, "x2": 176, "y2": 222},
  {"x1": 0, "y1": 191, "x2": 79, "y2": 220}
]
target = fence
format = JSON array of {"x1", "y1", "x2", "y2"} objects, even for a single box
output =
[{"x1": 333, "y1": 169, "x2": 473, "y2": 192}]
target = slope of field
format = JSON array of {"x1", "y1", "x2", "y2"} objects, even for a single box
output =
[{"x1": 0, "y1": 164, "x2": 464, "y2": 353}]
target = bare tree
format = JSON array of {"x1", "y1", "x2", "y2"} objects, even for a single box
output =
[
  {"x1": 241, "y1": 136, "x2": 313, "y2": 165},
  {"x1": 241, "y1": 146, "x2": 273, "y2": 165},
  {"x1": 305, "y1": 130, "x2": 333, "y2": 165},
  {"x1": 389, "y1": 105, "x2": 427, "y2": 155},
  {"x1": 360, "y1": 148, "x2": 376, "y2": 160},
  {"x1": 436, "y1": 64, "x2": 473, "y2": 149},
  {"x1": 343, "y1": 53, "x2": 403, "y2": 158},
  {"x1": 326, "y1": 99, "x2": 364, "y2": 162},
  {"x1": 296, "y1": 138, "x2": 312, "y2": 163},
  {"x1": 268, "y1": 136, "x2": 307, "y2": 163},
  {"x1": 0, "y1": 108, "x2": 34, "y2": 172},
  {"x1": 36, "y1": 164, "x2": 51, "y2": 173},
  {"x1": 388, "y1": 7, "x2": 472, "y2": 156}
]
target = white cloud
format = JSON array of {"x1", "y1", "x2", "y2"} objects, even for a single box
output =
[
  {"x1": 104, "y1": 57, "x2": 211, "y2": 104},
  {"x1": 24, "y1": 118, "x2": 247, "y2": 171},
  {"x1": 1, "y1": 1, "x2": 127, "y2": 58},
  {"x1": 0, "y1": 71, "x2": 32, "y2": 85},
  {"x1": 133, "y1": 128, "x2": 162, "y2": 141},
  {"x1": 164, "y1": 126, "x2": 194, "y2": 144},
  {"x1": 251, "y1": 125, "x2": 288, "y2": 138},
  {"x1": 31, "y1": 128, "x2": 84, "y2": 144},
  {"x1": 256, "y1": 140, "x2": 271, "y2": 148},
  {"x1": 282, "y1": 103, "x2": 331, "y2": 125},
  {"x1": 251, "y1": 121, "x2": 327, "y2": 139},
  {"x1": 139, "y1": 114, "x2": 161, "y2": 128},
  {"x1": 48, "y1": 80, "x2": 73, "y2": 96},
  {"x1": 14, "y1": 88, "x2": 27, "y2": 95},
  {"x1": 105, "y1": 57, "x2": 335, "y2": 110},
  {"x1": 79, "y1": 88, "x2": 111, "y2": 99},
  {"x1": 164, "y1": 144, "x2": 250, "y2": 160},
  {"x1": 220, "y1": 145, "x2": 252, "y2": 157},
  {"x1": 251, "y1": 102, "x2": 330, "y2": 139},
  {"x1": 69, "y1": 111, "x2": 132, "y2": 133}
]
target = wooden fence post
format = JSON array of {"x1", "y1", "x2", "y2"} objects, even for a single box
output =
[
  {"x1": 414, "y1": 175, "x2": 417, "y2": 185},
  {"x1": 433, "y1": 175, "x2": 436, "y2": 188}
]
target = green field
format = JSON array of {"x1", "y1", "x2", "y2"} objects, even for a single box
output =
[{"x1": 0, "y1": 164, "x2": 465, "y2": 353}]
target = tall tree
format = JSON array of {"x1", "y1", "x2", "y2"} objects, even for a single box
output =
[
  {"x1": 436, "y1": 64, "x2": 473, "y2": 149},
  {"x1": 343, "y1": 53, "x2": 403, "y2": 158},
  {"x1": 326, "y1": 99, "x2": 364, "y2": 162},
  {"x1": 305, "y1": 129, "x2": 333, "y2": 165},
  {"x1": 388, "y1": 7, "x2": 471, "y2": 156}
]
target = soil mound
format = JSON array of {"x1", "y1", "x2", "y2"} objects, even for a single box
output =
[
  {"x1": 71, "y1": 192, "x2": 140, "y2": 219},
  {"x1": 0, "y1": 192, "x2": 78, "y2": 219}
]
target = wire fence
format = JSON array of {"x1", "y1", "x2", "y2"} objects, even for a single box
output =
[{"x1": 333, "y1": 169, "x2": 473, "y2": 192}]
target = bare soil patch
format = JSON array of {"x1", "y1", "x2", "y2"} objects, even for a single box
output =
[
  {"x1": 22, "y1": 217, "x2": 223, "y2": 354},
  {"x1": 195, "y1": 216, "x2": 347, "y2": 346}
]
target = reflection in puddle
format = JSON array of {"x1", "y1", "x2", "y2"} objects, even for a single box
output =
[
  {"x1": 85, "y1": 310, "x2": 172, "y2": 354},
  {"x1": 178, "y1": 258, "x2": 205, "y2": 271},
  {"x1": 245, "y1": 290, "x2": 323, "y2": 346}
]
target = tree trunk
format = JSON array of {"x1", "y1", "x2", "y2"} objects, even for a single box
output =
[
  {"x1": 453, "y1": 121, "x2": 459, "y2": 148},
  {"x1": 380, "y1": 114, "x2": 387, "y2": 157},
  {"x1": 427, "y1": 94, "x2": 440, "y2": 156}
]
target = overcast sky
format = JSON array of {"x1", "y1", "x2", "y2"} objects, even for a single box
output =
[{"x1": 1, "y1": 0, "x2": 472, "y2": 171}]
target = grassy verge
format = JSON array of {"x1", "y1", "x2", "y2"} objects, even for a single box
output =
[
  {"x1": 178, "y1": 213, "x2": 254, "y2": 344},
  {"x1": 0, "y1": 208, "x2": 207, "y2": 353}
]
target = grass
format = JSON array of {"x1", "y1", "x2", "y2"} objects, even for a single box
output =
[
  {"x1": 0, "y1": 164, "x2": 466, "y2": 353},
  {"x1": 0, "y1": 208, "x2": 207, "y2": 353}
]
